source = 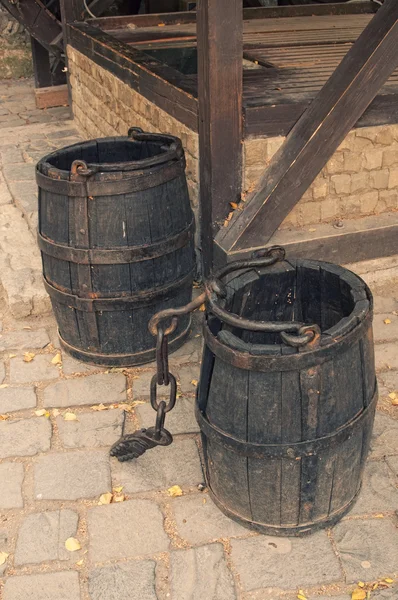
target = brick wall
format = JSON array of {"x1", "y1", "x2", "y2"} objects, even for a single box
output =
[
  {"x1": 68, "y1": 46, "x2": 398, "y2": 234},
  {"x1": 244, "y1": 127, "x2": 398, "y2": 229}
]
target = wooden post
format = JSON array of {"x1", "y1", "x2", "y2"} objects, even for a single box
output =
[
  {"x1": 197, "y1": 0, "x2": 243, "y2": 275},
  {"x1": 31, "y1": 37, "x2": 52, "y2": 88},
  {"x1": 59, "y1": 0, "x2": 85, "y2": 113}
]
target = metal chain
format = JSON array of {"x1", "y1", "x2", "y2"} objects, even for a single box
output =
[{"x1": 149, "y1": 327, "x2": 178, "y2": 435}]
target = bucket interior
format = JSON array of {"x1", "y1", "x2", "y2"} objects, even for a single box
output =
[
  {"x1": 42, "y1": 138, "x2": 170, "y2": 172},
  {"x1": 224, "y1": 263, "x2": 358, "y2": 346}
]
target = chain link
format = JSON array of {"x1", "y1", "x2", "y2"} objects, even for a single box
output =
[{"x1": 149, "y1": 327, "x2": 178, "y2": 434}]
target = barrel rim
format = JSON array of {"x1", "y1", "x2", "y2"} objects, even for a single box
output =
[
  {"x1": 214, "y1": 259, "x2": 372, "y2": 355},
  {"x1": 36, "y1": 134, "x2": 185, "y2": 180}
]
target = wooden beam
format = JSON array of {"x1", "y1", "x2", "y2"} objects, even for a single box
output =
[
  {"x1": 197, "y1": 0, "x2": 243, "y2": 275},
  {"x1": 35, "y1": 84, "x2": 69, "y2": 109},
  {"x1": 214, "y1": 213, "x2": 398, "y2": 268},
  {"x1": 31, "y1": 37, "x2": 52, "y2": 88},
  {"x1": 59, "y1": 0, "x2": 85, "y2": 113},
  {"x1": 216, "y1": 0, "x2": 398, "y2": 254}
]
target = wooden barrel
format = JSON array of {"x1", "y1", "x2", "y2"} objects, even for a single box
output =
[
  {"x1": 37, "y1": 129, "x2": 195, "y2": 366},
  {"x1": 197, "y1": 257, "x2": 377, "y2": 536}
]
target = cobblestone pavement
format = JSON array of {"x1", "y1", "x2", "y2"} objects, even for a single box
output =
[{"x1": 1, "y1": 80, "x2": 398, "y2": 600}]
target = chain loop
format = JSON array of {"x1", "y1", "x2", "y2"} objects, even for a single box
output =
[
  {"x1": 150, "y1": 373, "x2": 177, "y2": 414},
  {"x1": 280, "y1": 325, "x2": 322, "y2": 348},
  {"x1": 155, "y1": 401, "x2": 167, "y2": 440},
  {"x1": 156, "y1": 328, "x2": 170, "y2": 386}
]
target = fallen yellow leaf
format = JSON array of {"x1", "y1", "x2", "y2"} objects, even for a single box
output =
[
  {"x1": 23, "y1": 352, "x2": 35, "y2": 363},
  {"x1": 385, "y1": 578, "x2": 394, "y2": 584},
  {"x1": 0, "y1": 551, "x2": 9, "y2": 565},
  {"x1": 131, "y1": 401, "x2": 146, "y2": 408},
  {"x1": 358, "y1": 582, "x2": 365, "y2": 588},
  {"x1": 199, "y1": 303, "x2": 206, "y2": 312},
  {"x1": 65, "y1": 537, "x2": 81, "y2": 552},
  {"x1": 51, "y1": 353, "x2": 62, "y2": 365},
  {"x1": 190, "y1": 380, "x2": 198, "y2": 387},
  {"x1": 35, "y1": 409, "x2": 50, "y2": 418},
  {"x1": 230, "y1": 202, "x2": 238, "y2": 209},
  {"x1": 167, "y1": 485, "x2": 183, "y2": 497},
  {"x1": 98, "y1": 492, "x2": 113, "y2": 505},
  {"x1": 76, "y1": 559, "x2": 84, "y2": 566},
  {"x1": 0, "y1": 384, "x2": 8, "y2": 389},
  {"x1": 297, "y1": 594, "x2": 307, "y2": 600},
  {"x1": 113, "y1": 486, "x2": 123, "y2": 493},
  {"x1": 8, "y1": 354, "x2": 16, "y2": 359},
  {"x1": 91, "y1": 404, "x2": 108, "y2": 411},
  {"x1": 392, "y1": 398, "x2": 398, "y2": 407},
  {"x1": 52, "y1": 409, "x2": 60, "y2": 417},
  {"x1": 389, "y1": 392, "x2": 397, "y2": 400},
  {"x1": 308, "y1": 228, "x2": 317, "y2": 233},
  {"x1": 113, "y1": 494, "x2": 125, "y2": 503},
  {"x1": 384, "y1": 318, "x2": 392, "y2": 325},
  {"x1": 63, "y1": 412, "x2": 78, "y2": 421},
  {"x1": 352, "y1": 589, "x2": 367, "y2": 600},
  {"x1": 0, "y1": 414, "x2": 9, "y2": 421}
]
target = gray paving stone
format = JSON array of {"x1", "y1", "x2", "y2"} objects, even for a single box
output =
[
  {"x1": 178, "y1": 365, "x2": 201, "y2": 394},
  {"x1": 3, "y1": 162, "x2": 36, "y2": 181},
  {"x1": 173, "y1": 495, "x2": 248, "y2": 544},
  {"x1": 171, "y1": 543, "x2": 237, "y2": 600},
  {"x1": 43, "y1": 373, "x2": 127, "y2": 408},
  {"x1": 333, "y1": 518, "x2": 398, "y2": 583},
  {"x1": 350, "y1": 461, "x2": 398, "y2": 515},
  {"x1": 0, "y1": 386, "x2": 37, "y2": 413},
  {"x1": 373, "y1": 586, "x2": 398, "y2": 599},
  {"x1": 61, "y1": 354, "x2": 99, "y2": 376},
  {"x1": 0, "y1": 360, "x2": 5, "y2": 383},
  {"x1": 371, "y1": 413, "x2": 398, "y2": 459},
  {"x1": 373, "y1": 296, "x2": 398, "y2": 315},
  {"x1": 0, "y1": 462, "x2": 24, "y2": 508},
  {"x1": 0, "y1": 417, "x2": 52, "y2": 458},
  {"x1": 230, "y1": 532, "x2": 342, "y2": 592},
  {"x1": 386, "y1": 455, "x2": 398, "y2": 476},
  {"x1": 111, "y1": 439, "x2": 203, "y2": 493},
  {"x1": 10, "y1": 354, "x2": 59, "y2": 384},
  {"x1": 15, "y1": 509, "x2": 78, "y2": 565},
  {"x1": 378, "y1": 370, "x2": 398, "y2": 394},
  {"x1": 0, "y1": 328, "x2": 50, "y2": 351},
  {"x1": 135, "y1": 396, "x2": 199, "y2": 435},
  {"x1": 375, "y1": 344, "x2": 398, "y2": 371},
  {"x1": 169, "y1": 334, "x2": 202, "y2": 366},
  {"x1": 3, "y1": 572, "x2": 81, "y2": 600},
  {"x1": 89, "y1": 561, "x2": 158, "y2": 600},
  {"x1": 132, "y1": 370, "x2": 158, "y2": 399},
  {"x1": 374, "y1": 314, "x2": 398, "y2": 343},
  {"x1": 88, "y1": 499, "x2": 169, "y2": 562},
  {"x1": 34, "y1": 450, "x2": 111, "y2": 500},
  {"x1": 57, "y1": 409, "x2": 124, "y2": 448},
  {"x1": 0, "y1": 528, "x2": 10, "y2": 575}
]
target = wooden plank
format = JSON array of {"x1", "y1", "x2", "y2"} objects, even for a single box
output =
[
  {"x1": 197, "y1": 0, "x2": 243, "y2": 275},
  {"x1": 35, "y1": 84, "x2": 69, "y2": 109},
  {"x1": 216, "y1": 1, "x2": 398, "y2": 254},
  {"x1": 214, "y1": 213, "x2": 398, "y2": 267}
]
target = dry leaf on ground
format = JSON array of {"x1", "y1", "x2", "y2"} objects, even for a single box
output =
[
  {"x1": 91, "y1": 404, "x2": 108, "y2": 411},
  {"x1": 8, "y1": 354, "x2": 16, "y2": 359},
  {"x1": 76, "y1": 559, "x2": 84, "y2": 566},
  {"x1": 167, "y1": 485, "x2": 183, "y2": 497},
  {"x1": 190, "y1": 380, "x2": 198, "y2": 387},
  {"x1": 0, "y1": 415, "x2": 9, "y2": 421},
  {"x1": 113, "y1": 486, "x2": 123, "y2": 493},
  {"x1": 63, "y1": 412, "x2": 78, "y2": 421},
  {"x1": 35, "y1": 409, "x2": 50, "y2": 418},
  {"x1": 0, "y1": 552, "x2": 9, "y2": 565},
  {"x1": 51, "y1": 353, "x2": 62, "y2": 365},
  {"x1": 65, "y1": 537, "x2": 81, "y2": 552},
  {"x1": 98, "y1": 492, "x2": 113, "y2": 505},
  {"x1": 0, "y1": 384, "x2": 8, "y2": 389},
  {"x1": 23, "y1": 352, "x2": 35, "y2": 363},
  {"x1": 352, "y1": 589, "x2": 367, "y2": 600},
  {"x1": 113, "y1": 494, "x2": 125, "y2": 503}
]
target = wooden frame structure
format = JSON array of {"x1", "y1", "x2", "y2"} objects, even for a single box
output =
[{"x1": 60, "y1": 1, "x2": 398, "y2": 274}]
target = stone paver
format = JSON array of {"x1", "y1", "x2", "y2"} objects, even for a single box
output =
[
  {"x1": 230, "y1": 532, "x2": 342, "y2": 592},
  {"x1": 0, "y1": 386, "x2": 36, "y2": 412},
  {"x1": 88, "y1": 499, "x2": 169, "y2": 561},
  {"x1": 173, "y1": 495, "x2": 248, "y2": 544},
  {"x1": 386, "y1": 455, "x2": 398, "y2": 476},
  {"x1": 43, "y1": 373, "x2": 127, "y2": 407},
  {"x1": 132, "y1": 370, "x2": 158, "y2": 399},
  {"x1": 0, "y1": 417, "x2": 51, "y2": 458},
  {"x1": 57, "y1": 409, "x2": 124, "y2": 448},
  {"x1": 135, "y1": 396, "x2": 199, "y2": 435},
  {"x1": 370, "y1": 413, "x2": 398, "y2": 459},
  {"x1": 34, "y1": 450, "x2": 111, "y2": 500},
  {"x1": 10, "y1": 354, "x2": 59, "y2": 383},
  {"x1": 350, "y1": 461, "x2": 398, "y2": 515},
  {"x1": 3, "y1": 572, "x2": 81, "y2": 600},
  {"x1": 378, "y1": 370, "x2": 398, "y2": 393},
  {"x1": 111, "y1": 439, "x2": 203, "y2": 493},
  {"x1": 0, "y1": 462, "x2": 24, "y2": 508},
  {"x1": 178, "y1": 365, "x2": 201, "y2": 394},
  {"x1": 333, "y1": 518, "x2": 398, "y2": 583},
  {"x1": 15, "y1": 509, "x2": 78, "y2": 565},
  {"x1": 171, "y1": 543, "x2": 237, "y2": 600},
  {"x1": 373, "y1": 314, "x2": 398, "y2": 342},
  {"x1": 0, "y1": 328, "x2": 50, "y2": 351},
  {"x1": 89, "y1": 561, "x2": 158, "y2": 600},
  {"x1": 0, "y1": 360, "x2": 5, "y2": 383},
  {"x1": 61, "y1": 354, "x2": 99, "y2": 376},
  {"x1": 375, "y1": 343, "x2": 398, "y2": 371}
]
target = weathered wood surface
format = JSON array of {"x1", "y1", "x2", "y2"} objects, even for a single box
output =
[
  {"x1": 197, "y1": 0, "x2": 243, "y2": 275},
  {"x1": 216, "y1": 0, "x2": 398, "y2": 254},
  {"x1": 37, "y1": 134, "x2": 195, "y2": 366},
  {"x1": 197, "y1": 260, "x2": 377, "y2": 534},
  {"x1": 35, "y1": 84, "x2": 69, "y2": 109}
]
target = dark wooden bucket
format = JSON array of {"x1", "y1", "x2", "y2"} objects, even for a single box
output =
[
  {"x1": 37, "y1": 129, "x2": 195, "y2": 366},
  {"x1": 197, "y1": 257, "x2": 377, "y2": 536}
]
